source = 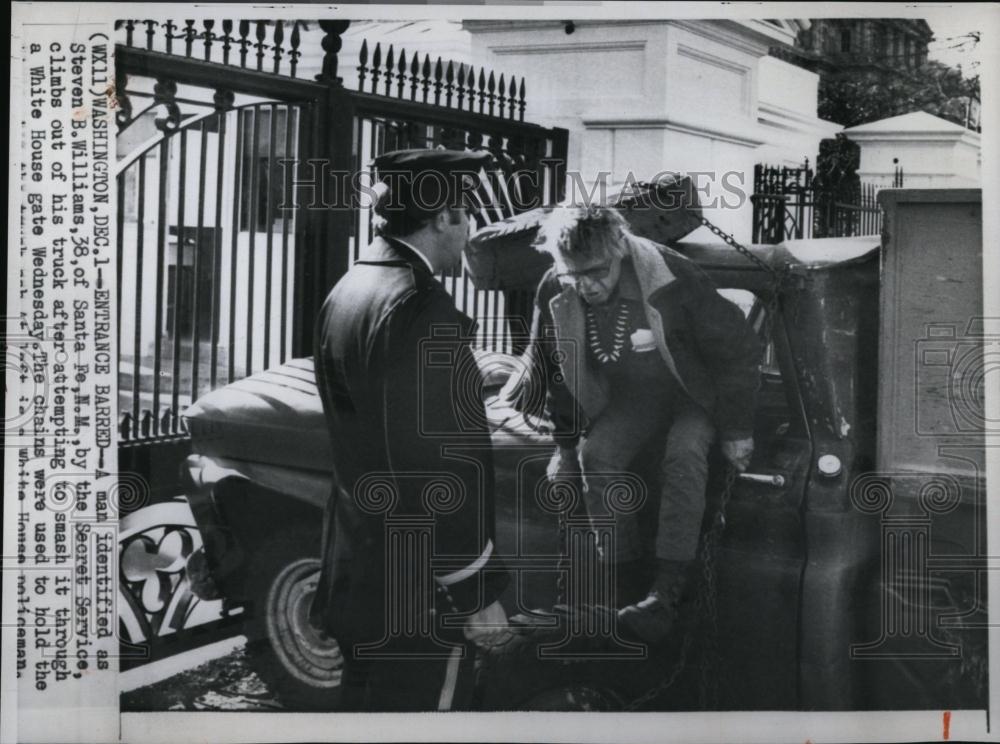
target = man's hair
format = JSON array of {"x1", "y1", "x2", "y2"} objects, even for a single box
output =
[
  {"x1": 531, "y1": 205, "x2": 630, "y2": 261},
  {"x1": 371, "y1": 171, "x2": 473, "y2": 238}
]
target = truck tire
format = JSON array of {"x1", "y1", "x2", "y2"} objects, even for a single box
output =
[{"x1": 245, "y1": 529, "x2": 343, "y2": 710}]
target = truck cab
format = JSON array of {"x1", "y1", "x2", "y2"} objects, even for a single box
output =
[{"x1": 178, "y1": 188, "x2": 987, "y2": 712}]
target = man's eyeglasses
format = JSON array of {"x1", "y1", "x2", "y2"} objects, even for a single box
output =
[{"x1": 555, "y1": 261, "x2": 614, "y2": 285}]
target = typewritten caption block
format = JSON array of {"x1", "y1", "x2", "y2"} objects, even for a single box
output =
[{"x1": 7, "y1": 24, "x2": 119, "y2": 743}]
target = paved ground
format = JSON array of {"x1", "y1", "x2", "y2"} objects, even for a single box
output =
[{"x1": 122, "y1": 643, "x2": 284, "y2": 712}]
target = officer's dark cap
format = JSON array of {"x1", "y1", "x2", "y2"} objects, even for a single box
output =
[
  {"x1": 372, "y1": 148, "x2": 494, "y2": 177},
  {"x1": 370, "y1": 149, "x2": 493, "y2": 231}
]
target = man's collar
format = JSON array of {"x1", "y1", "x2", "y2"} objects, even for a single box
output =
[
  {"x1": 388, "y1": 236, "x2": 436, "y2": 275},
  {"x1": 622, "y1": 233, "x2": 676, "y2": 301}
]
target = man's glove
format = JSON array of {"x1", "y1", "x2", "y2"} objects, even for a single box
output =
[
  {"x1": 546, "y1": 446, "x2": 581, "y2": 483},
  {"x1": 721, "y1": 437, "x2": 754, "y2": 472}
]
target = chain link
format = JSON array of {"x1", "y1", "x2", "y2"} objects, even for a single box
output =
[
  {"x1": 630, "y1": 179, "x2": 782, "y2": 282},
  {"x1": 518, "y1": 215, "x2": 789, "y2": 710},
  {"x1": 697, "y1": 216, "x2": 777, "y2": 278},
  {"x1": 623, "y1": 632, "x2": 694, "y2": 711},
  {"x1": 696, "y1": 215, "x2": 790, "y2": 317},
  {"x1": 620, "y1": 216, "x2": 789, "y2": 710},
  {"x1": 617, "y1": 467, "x2": 735, "y2": 711},
  {"x1": 696, "y1": 466, "x2": 737, "y2": 707},
  {"x1": 693, "y1": 216, "x2": 786, "y2": 708}
]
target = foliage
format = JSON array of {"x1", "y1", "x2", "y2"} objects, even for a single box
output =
[
  {"x1": 818, "y1": 60, "x2": 980, "y2": 129},
  {"x1": 812, "y1": 134, "x2": 860, "y2": 194}
]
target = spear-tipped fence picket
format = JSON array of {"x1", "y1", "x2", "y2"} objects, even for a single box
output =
[
  {"x1": 114, "y1": 19, "x2": 567, "y2": 453},
  {"x1": 117, "y1": 22, "x2": 528, "y2": 120},
  {"x1": 751, "y1": 161, "x2": 902, "y2": 243},
  {"x1": 355, "y1": 39, "x2": 527, "y2": 120}
]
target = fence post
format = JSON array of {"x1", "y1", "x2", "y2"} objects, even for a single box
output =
[
  {"x1": 292, "y1": 20, "x2": 354, "y2": 358},
  {"x1": 504, "y1": 126, "x2": 568, "y2": 355},
  {"x1": 550, "y1": 127, "x2": 569, "y2": 202}
]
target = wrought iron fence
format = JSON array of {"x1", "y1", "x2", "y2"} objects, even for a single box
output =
[
  {"x1": 115, "y1": 19, "x2": 568, "y2": 448},
  {"x1": 750, "y1": 161, "x2": 902, "y2": 244},
  {"x1": 356, "y1": 39, "x2": 527, "y2": 121},
  {"x1": 114, "y1": 18, "x2": 568, "y2": 666},
  {"x1": 348, "y1": 96, "x2": 564, "y2": 352},
  {"x1": 117, "y1": 102, "x2": 306, "y2": 442},
  {"x1": 118, "y1": 20, "x2": 308, "y2": 76}
]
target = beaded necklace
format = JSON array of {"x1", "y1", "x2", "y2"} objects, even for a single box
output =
[{"x1": 585, "y1": 300, "x2": 631, "y2": 363}]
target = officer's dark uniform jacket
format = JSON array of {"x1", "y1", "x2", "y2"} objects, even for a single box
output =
[
  {"x1": 311, "y1": 236, "x2": 509, "y2": 644},
  {"x1": 521, "y1": 234, "x2": 762, "y2": 447}
]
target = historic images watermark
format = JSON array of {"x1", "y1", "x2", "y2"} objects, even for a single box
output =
[
  {"x1": 845, "y1": 318, "x2": 995, "y2": 689},
  {"x1": 396, "y1": 320, "x2": 654, "y2": 662},
  {"x1": 276, "y1": 163, "x2": 749, "y2": 213}
]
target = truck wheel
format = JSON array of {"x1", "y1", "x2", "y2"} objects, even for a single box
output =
[{"x1": 245, "y1": 531, "x2": 343, "y2": 710}]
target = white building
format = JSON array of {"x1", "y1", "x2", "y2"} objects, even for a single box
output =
[
  {"x1": 460, "y1": 19, "x2": 842, "y2": 243},
  {"x1": 117, "y1": 17, "x2": 851, "y2": 418},
  {"x1": 287, "y1": 19, "x2": 845, "y2": 244},
  {"x1": 843, "y1": 111, "x2": 982, "y2": 188}
]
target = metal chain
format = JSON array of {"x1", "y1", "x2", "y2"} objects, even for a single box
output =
[
  {"x1": 534, "y1": 216, "x2": 788, "y2": 711},
  {"x1": 555, "y1": 507, "x2": 568, "y2": 604},
  {"x1": 696, "y1": 466, "x2": 736, "y2": 708},
  {"x1": 629, "y1": 180, "x2": 781, "y2": 281},
  {"x1": 623, "y1": 632, "x2": 694, "y2": 711},
  {"x1": 697, "y1": 216, "x2": 778, "y2": 278},
  {"x1": 692, "y1": 216, "x2": 787, "y2": 708},
  {"x1": 621, "y1": 215, "x2": 789, "y2": 711},
  {"x1": 619, "y1": 468, "x2": 735, "y2": 711}
]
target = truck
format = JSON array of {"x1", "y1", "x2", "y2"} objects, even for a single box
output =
[{"x1": 179, "y1": 187, "x2": 987, "y2": 712}]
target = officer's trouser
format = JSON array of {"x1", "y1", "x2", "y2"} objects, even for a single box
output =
[{"x1": 338, "y1": 629, "x2": 477, "y2": 711}]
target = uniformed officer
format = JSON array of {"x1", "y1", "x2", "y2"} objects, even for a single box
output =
[{"x1": 310, "y1": 149, "x2": 510, "y2": 711}]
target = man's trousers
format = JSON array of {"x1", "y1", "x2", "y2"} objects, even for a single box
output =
[
  {"x1": 337, "y1": 628, "x2": 478, "y2": 711},
  {"x1": 578, "y1": 397, "x2": 715, "y2": 566}
]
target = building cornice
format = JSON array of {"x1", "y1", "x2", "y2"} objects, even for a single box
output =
[
  {"x1": 757, "y1": 101, "x2": 844, "y2": 136},
  {"x1": 488, "y1": 39, "x2": 647, "y2": 56},
  {"x1": 582, "y1": 115, "x2": 766, "y2": 148},
  {"x1": 465, "y1": 18, "x2": 801, "y2": 58},
  {"x1": 668, "y1": 20, "x2": 772, "y2": 57},
  {"x1": 846, "y1": 130, "x2": 981, "y2": 147},
  {"x1": 463, "y1": 20, "x2": 665, "y2": 33}
]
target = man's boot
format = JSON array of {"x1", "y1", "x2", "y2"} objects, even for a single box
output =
[{"x1": 617, "y1": 558, "x2": 695, "y2": 645}]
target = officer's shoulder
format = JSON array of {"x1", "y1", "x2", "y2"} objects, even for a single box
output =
[
  {"x1": 326, "y1": 260, "x2": 446, "y2": 326},
  {"x1": 390, "y1": 271, "x2": 457, "y2": 318},
  {"x1": 354, "y1": 253, "x2": 442, "y2": 294}
]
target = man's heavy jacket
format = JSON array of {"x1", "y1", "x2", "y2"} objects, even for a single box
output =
[
  {"x1": 522, "y1": 234, "x2": 762, "y2": 446},
  {"x1": 311, "y1": 237, "x2": 508, "y2": 644}
]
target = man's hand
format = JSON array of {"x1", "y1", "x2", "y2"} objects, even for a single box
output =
[
  {"x1": 546, "y1": 446, "x2": 581, "y2": 483},
  {"x1": 721, "y1": 437, "x2": 754, "y2": 472},
  {"x1": 463, "y1": 600, "x2": 512, "y2": 649}
]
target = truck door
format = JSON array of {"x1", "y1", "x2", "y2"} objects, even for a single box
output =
[{"x1": 711, "y1": 289, "x2": 811, "y2": 709}]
